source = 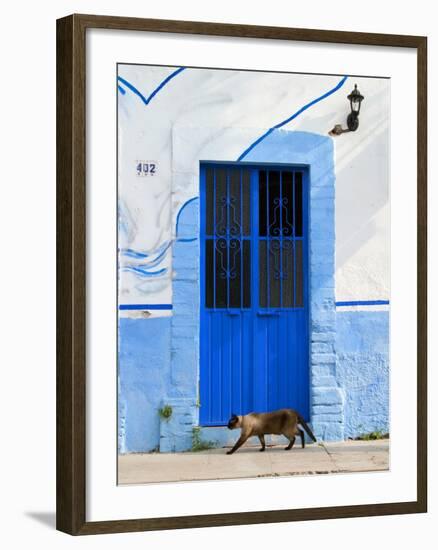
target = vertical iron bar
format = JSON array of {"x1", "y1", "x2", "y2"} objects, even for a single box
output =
[
  {"x1": 279, "y1": 170, "x2": 283, "y2": 308},
  {"x1": 266, "y1": 170, "x2": 270, "y2": 309},
  {"x1": 292, "y1": 171, "x2": 296, "y2": 307},
  {"x1": 239, "y1": 169, "x2": 243, "y2": 415},
  {"x1": 226, "y1": 168, "x2": 230, "y2": 308},
  {"x1": 213, "y1": 168, "x2": 216, "y2": 308},
  {"x1": 240, "y1": 169, "x2": 243, "y2": 309},
  {"x1": 251, "y1": 169, "x2": 259, "y2": 412}
]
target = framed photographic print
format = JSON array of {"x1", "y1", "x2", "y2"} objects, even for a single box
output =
[{"x1": 56, "y1": 14, "x2": 427, "y2": 535}]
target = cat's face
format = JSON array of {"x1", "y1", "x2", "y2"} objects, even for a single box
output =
[{"x1": 227, "y1": 414, "x2": 241, "y2": 430}]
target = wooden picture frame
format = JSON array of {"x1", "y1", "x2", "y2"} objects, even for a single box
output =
[{"x1": 56, "y1": 13, "x2": 427, "y2": 535}]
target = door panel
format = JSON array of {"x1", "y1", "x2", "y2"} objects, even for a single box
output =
[{"x1": 200, "y1": 164, "x2": 309, "y2": 426}]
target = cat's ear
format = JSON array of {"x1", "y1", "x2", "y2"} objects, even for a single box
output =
[{"x1": 231, "y1": 412, "x2": 237, "y2": 418}]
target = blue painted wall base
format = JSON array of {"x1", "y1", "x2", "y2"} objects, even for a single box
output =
[
  {"x1": 118, "y1": 317, "x2": 171, "y2": 453},
  {"x1": 336, "y1": 310, "x2": 389, "y2": 438}
]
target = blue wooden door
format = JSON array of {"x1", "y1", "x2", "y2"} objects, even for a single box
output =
[{"x1": 200, "y1": 164, "x2": 309, "y2": 426}]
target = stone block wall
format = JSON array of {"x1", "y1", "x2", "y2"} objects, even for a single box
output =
[{"x1": 160, "y1": 196, "x2": 200, "y2": 452}]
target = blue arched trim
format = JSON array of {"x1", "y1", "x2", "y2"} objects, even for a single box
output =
[{"x1": 175, "y1": 196, "x2": 199, "y2": 242}]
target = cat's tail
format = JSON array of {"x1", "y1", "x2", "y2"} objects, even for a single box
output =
[{"x1": 297, "y1": 414, "x2": 317, "y2": 443}]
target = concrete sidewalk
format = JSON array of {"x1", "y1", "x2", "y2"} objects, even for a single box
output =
[{"x1": 118, "y1": 439, "x2": 389, "y2": 485}]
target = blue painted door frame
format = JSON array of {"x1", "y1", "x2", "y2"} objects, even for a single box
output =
[{"x1": 199, "y1": 163, "x2": 309, "y2": 426}]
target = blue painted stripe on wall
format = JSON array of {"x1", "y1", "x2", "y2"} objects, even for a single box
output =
[
  {"x1": 119, "y1": 304, "x2": 173, "y2": 310},
  {"x1": 120, "y1": 241, "x2": 172, "y2": 260},
  {"x1": 237, "y1": 75, "x2": 348, "y2": 161},
  {"x1": 336, "y1": 300, "x2": 390, "y2": 307},
  {"x1": 121, "y1": 266, "x2": 167, "y2": 278},
  {"x1": 118, "y1": 67, "x2": 186, "y2": 106}
]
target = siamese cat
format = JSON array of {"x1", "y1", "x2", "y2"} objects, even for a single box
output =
[{"x1": 226, "y1": 408, "x2": 317, "y2": 454}]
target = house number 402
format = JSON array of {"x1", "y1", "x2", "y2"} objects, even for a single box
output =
[{"x1": 136, "y1": 161, "x2": 157, "y2": 176}]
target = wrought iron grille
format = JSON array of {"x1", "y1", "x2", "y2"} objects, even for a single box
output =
[
  {"x1": 205, "y1": 166, "x2": 251, "y2": 309},
  {"x1": 259, "y1": 169, "x2": 303, "y2": 308},
  {"x1": 204, "y1": 166, "x2": 304, "y2": 309}
]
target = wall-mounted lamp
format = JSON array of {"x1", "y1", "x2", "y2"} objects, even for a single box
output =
[{"x1": 329, "y1": 84, "x2": 365, "y2": 136}]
